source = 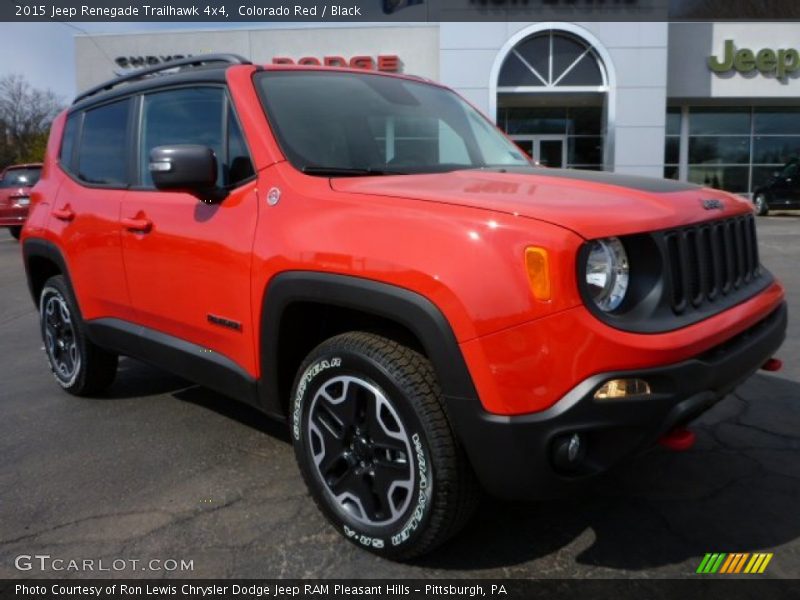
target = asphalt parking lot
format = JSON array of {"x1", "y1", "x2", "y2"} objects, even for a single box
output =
[{"x1": 0, "y1": 215, "x2": 798, "y2": 579}]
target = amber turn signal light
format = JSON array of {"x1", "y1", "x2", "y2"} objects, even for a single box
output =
[{"x1": 525, "y1": 247, "x2": 551, "y2": 301}]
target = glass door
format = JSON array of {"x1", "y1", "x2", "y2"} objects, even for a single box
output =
[
  {"x1": 535, "y1": 136, "x2": 567, "y2": 168},
  {"x1": 510, "y1": 135, "x2": 567, "y2": 168}
]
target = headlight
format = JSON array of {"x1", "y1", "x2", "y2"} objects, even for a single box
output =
[{"x1": 585, "y1": 237, "x2": 629, "y2": 312}]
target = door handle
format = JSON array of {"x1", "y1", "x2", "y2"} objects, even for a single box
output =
[
  {"x1": 52, "y1": 205, "x2": 75, "y2": 222},
  {"x1": 122, "y1": 216, "x2": 153, "y2": 233}
]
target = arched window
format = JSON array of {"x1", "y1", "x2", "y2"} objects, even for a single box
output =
[{"x1": 498, "y1": 30, "x2": 607, "y2": 90}]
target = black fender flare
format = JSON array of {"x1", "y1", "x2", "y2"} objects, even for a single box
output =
[
  {"x1": 258, "y1": 271, "x2": 479, "y2": 416},
  {"x1": 21, "y1": 238, "x2": 74, "y2": 307}
]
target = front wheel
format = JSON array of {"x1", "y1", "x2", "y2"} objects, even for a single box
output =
[
  {"x1": 8, "y1": 226, "x2": 21, "y2": 240},
  {"x1": 754, "y1": 193, "x2": 769, "y2": 216},
  {"x1": 40, "y1": 275, "x2": 118, "y2": 395},
  {"x1": 290, "y1": 332, "x2": 478, "y2": 559}
]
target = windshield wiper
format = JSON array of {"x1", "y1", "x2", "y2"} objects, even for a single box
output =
[{"x1": 302, "y1": 166, "x2": 404, "y2": 177}]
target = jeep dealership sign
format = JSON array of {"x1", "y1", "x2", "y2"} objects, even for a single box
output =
[{"x1": 708, "y1": 40, "x2": 800, "y2": 80}]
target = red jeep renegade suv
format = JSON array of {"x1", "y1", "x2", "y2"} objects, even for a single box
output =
[{"x1": 22, "y1": 55, "x2": 787, "y2": 559}]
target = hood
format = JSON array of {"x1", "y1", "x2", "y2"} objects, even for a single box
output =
[{"x1": 330, "y1": 167, "x2": 753, "y2": 239}]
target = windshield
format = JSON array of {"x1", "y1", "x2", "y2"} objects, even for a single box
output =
[
  {"x1": 0, "y1": 167, "x2": 41, "y2": 188},
  {"x1": 255, "y1": 71, "x2": 530, "y2": 176}
]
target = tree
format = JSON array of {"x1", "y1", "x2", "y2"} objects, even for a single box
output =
[{"x1": 0, "y1": 75, "x2": 63, "y2": 170}]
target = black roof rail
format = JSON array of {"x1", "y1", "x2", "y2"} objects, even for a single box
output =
[{"x1": 73, "y1": 53, "x2": 252, "y2": 104}]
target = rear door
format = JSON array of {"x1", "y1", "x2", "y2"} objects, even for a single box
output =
[
  {"x1": 120, "y1": 86, "x2": 259, "y2": 375},
  {"x1": 49, "y1": 99, "x2": 133, "y2": 321}
]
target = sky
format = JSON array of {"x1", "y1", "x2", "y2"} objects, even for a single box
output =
[{"x1": 0, "y1": 22, "x2": 353, "y2": 102}]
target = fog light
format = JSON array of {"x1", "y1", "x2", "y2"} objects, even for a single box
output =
[
  {"x1": 594, "y1": 378, "x2": 651, "y2": 400},
  {"x1": 552, "y1": 432, "x2": 586, "y2": 471}
]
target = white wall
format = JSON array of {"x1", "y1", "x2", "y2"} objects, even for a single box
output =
[
  {"x1": 75, "y1": 25, "x2": 439, "y2": 92},
  {"x1": 439, "y1": 22, "x2": 669, "y2": 177}
]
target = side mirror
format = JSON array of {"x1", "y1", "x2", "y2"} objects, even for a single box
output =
[{"x1": 149, "y1": 145, "x2": 217, "y2": 194}]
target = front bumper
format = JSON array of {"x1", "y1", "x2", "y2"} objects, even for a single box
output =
[{"x1": 445, "y1": 302, "x2": 787, "y2": 500}]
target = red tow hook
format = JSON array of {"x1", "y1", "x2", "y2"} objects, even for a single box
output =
[
  {"x1": 659, "y1": 427, "x2": 696, "y2": 451},
  {"x1": 762, "y1": 358, "x2": 783, "y2": 372}
]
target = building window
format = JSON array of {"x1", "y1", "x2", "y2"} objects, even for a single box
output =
[
  {"x1": 499, "y1": 106, "x2": 604, "y2": 170},
  {"x1": 496, "y1": 27, "x2": 609, "y2": 170},
  {"x1": 664, "y1": 107, "x2": 680, "y2": 180},
  {"x1": 668, "y1": 106, "x2": 800, "y2": 197},
  {"x1": 752, "y1": 107, "x2": 800, "y2": 193},
  {"x1": 498, "y1": 30, "x2": 605, "y2": 89}
]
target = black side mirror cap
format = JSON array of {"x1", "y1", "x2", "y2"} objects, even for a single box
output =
[{"x1": 149, "y1": 145, "x2": 218, "y2": 194}]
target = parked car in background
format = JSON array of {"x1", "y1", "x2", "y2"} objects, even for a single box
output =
[
  {"x1": 753, "y1": 159, "x2": 800, "y2": 216},
  {"x1": 0, "y1": 163, "x2": 42, "y2": 240}
]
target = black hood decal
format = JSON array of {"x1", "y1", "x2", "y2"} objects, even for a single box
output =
[{"x1": 498, "y1": 166, "x2": 702, "y2": 194}]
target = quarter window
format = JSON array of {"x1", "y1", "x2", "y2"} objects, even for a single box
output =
[
  {"x1": 226, "y1": 109, "x2": 255, "y2": 185},
  {"x1": 59, "y1": 113, "x2": 80, "y2": 170},
  {"x1": 77, "y1": 99, "x2": 130, "y2": 186}
]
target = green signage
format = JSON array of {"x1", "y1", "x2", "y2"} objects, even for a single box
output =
[{"x1": 708, "y1": 40, "x2": 800, "y2": 80}]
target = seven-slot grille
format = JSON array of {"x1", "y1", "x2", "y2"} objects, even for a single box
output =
[{"x1": 663, "y1": 214, "x2": 761, "y2": 314}]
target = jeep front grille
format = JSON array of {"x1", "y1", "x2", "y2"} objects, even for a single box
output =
[{"x1": 664, "y1": 214, "x2": 761, "y2": 315}]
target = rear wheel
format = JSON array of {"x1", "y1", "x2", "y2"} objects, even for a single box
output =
[
  {"x1": 754, "y1": 193, "x2": 769, "y2": 216},
  {"x1": 8, "y1": 226, "x2": 21, "y2": 240},
  {"x1": 291, "y1": 332, "x2": 478, "y2": 559},
  {"x1": 39, "y1": 275, "x2": 118, "y2": 395}
]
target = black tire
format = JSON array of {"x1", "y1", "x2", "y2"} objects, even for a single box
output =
[
  {"x1": 290, "y1": 332, "x2": 479, "y2": 560},
  {"x1": 8, "y1": 226, "x2": 21, "y2": 240},
  {"x1": 754, "y1": 193, "x2": 769, "y2": 216},
  {"x1": 39, "y1": 275, "x2": 118, "y2": 395}
]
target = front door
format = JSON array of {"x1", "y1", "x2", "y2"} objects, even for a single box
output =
[
  {"x1": 120, "y1": 86, "x2": 259, "y2": 375},
  {"x1": 511, "y1": 135, "x2": 567, "y2": 168}
]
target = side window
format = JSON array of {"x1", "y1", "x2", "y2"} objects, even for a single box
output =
[
  {"x1": 59, "y1": 112, "x2": 80, "y2": 171},
  {"x1": 226, "y1": 109, "x2": 254, "y2": 186},
  {"x1": 77, "y1": 99, "x2": 130, "y2": 185},
  {"x1": 140, "y1": 88, "x2": 224, "y2": 187},
  {"x1": 781, "y1": 162, "x2": 798, "y2": 178}
]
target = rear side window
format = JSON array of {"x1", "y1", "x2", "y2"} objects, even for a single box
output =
[
  {"x1": 59, "y1": 113, "x2": 80, "y2": 170},
  {"x1": 77, "y1": 100, "x2": 130, "y2": 186},
  {"x1": 0, "y1": 167, "x2": 41, "y2": 188}
]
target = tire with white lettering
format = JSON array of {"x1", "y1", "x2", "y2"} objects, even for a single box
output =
[{"x1": 291, "y1": 332, "x2": 479, "y2": 559}]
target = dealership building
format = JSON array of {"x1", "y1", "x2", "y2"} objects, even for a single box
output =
[{"x1": 75, "y1": 21, "x2": 800, "y2": 197}]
